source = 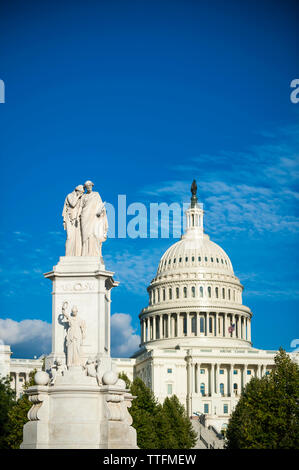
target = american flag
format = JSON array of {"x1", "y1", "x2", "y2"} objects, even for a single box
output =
[{"x1": 228, "y1": 323, "x2": 235, "y2": 334}]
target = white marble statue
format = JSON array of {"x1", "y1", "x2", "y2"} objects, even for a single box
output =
[
  {"x1": 62, "y1": 185, "x2": 84, "y2": 256},
  {"x1": 84, "y1": 357, "x2": 102, "y2": 386},
  {"x1": 81, "y1": 180, "x2": 108, "y2": 257},
  {"x1": 50, "y1": 358, "x2": 66, "y2": 385},
  {"x1": 61, "y1": 301, "x2": 86, "y2": 368}
]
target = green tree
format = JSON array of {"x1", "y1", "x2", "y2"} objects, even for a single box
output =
[
  {"x1": 118, "y1": 371, "x2": 131, "y2": 389},
  {"x1": 162, "y1": 395, "x2": 197, "y2": 449},
  {"x1": 129, "y1": 376, "x2": 160, "y2": 448},
  {"x1": 3, "y1": 370, "x2": 36, "y2": 449},
  {"x1": 121, "y1": 373, "x2": 197, "y2": 449},
  {"x1": 0, "y1": 376, "x2": 16, "y2": 449},
  {"x1": 226, "y1": 348, "x2": 299, "y2": 449}
]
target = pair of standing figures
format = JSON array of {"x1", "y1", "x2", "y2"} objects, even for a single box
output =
[{"x1": 62, "y1": 180, "x2": 108, "y2": 257}]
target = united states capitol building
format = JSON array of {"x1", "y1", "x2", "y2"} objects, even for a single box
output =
[{"x1": 1, "y1": 183, "x2": 298, "y2": 436}]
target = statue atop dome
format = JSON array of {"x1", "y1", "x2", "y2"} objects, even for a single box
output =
[{"x1": 191, "y1": 179, "x2": 198, "y2": 208}]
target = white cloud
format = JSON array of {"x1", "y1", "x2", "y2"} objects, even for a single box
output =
[
  {"x1": 0, "y1": 318, "x2": 51, "y2": 358},
  {"x1": 110, "y1": 313, "x2": 140, "y2": 357}
]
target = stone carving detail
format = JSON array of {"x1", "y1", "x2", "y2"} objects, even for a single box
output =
[
  {"x1": 62, "y1": 180, "x2": 108, "y2": 257},
  {"x1": 59, "y1": 282, "x2": 97, "y2": 293},
  {"x1": 105, "y1": 393, "x2": 134, "y2": 424},
  {"x1": 60, "y1": 301, "x2": 86, "y2": 368},
  {"x1": 27, "y1": 392, "x2": 48, "y2": 421},
  {"x1": 49, "y1": 359, "x2": 67, "y2": 385},
  {"x1": 84, "y1": 358, "x2": 102, "y2": 386}
]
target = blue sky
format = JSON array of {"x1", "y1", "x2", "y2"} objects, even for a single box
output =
[{"x1": 0, "y1": 0, "x2": 298, "y2": 358}]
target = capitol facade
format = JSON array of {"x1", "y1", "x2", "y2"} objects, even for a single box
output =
[
  {"x1": 1, "y1": 183, "x2": 298, "y2": 437},
  {"x1": 116, "y1": 184, "x2": 299, "y2": 433}
]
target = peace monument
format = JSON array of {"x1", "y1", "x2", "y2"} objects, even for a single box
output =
[{"x1": 20, "y1": 181, "x2": 138, "y2": 449}]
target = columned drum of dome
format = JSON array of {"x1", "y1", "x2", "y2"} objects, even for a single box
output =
[{"x1": 139, "y1": 183, "x2": 252, "y2": 349}]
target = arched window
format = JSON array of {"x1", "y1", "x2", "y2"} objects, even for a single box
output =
[
  {"x1": 200, "y1": 383, "x2": 205, "y2": 395},
  {"x1": 191, "y1": 286, "x2": 195, "y2": 297},
  {"x1": 198, "y1": 256, "x2": 201, "y2": 262},
  {"x1": 158, "y1": 289, "x2": 160, "y2": 302},
  {"x1": 228, "y1": 289, "x2": 231, "y2": 300},
  {"x1": 192, "y1": 256, "x2": 195, "y2": 262},
  {"x1": 153, "y1": 290, "x2": 156, "y2": 304},
  {"x1": 220, "y1": 383, "x2": 224, "y2": 396},
  {"x1": 208, "y1": 286, "x2": 211, "y2": 298},
  {"x1": 215, "y1": 287, "x2": 219, "y2": 298},
  {"x1": 184, "y1": 287, "x2": 187, "y2": 298},
  {"x1": 200, "y1": 317, "x2": 205, "y2": 333},
  {"x1": 163, "y1": 289, "x2": 166, "y2": 301},
  {"x1": 200, "y1": 286, "x2": 203, "y2": 297},
  {"x1": 176, "y1": 287, "x2": 179, "y2": 299},
  {"x1": 169, "y1": 288, "x2": 172, "y2": 300},
  {"x1": 222, "y1": 288, "x2": 225, "y2": 299}
]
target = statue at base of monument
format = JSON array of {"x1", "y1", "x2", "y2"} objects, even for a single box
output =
[
  {"x1": 61, "y1": 301, "x2": 86, "y2": 368},
  {"x1": 49, "y1": 358, "x2": 67, "y2": 385},
  {"x1": 84, "y1": 357, "x2": 102, "y2": 386}
]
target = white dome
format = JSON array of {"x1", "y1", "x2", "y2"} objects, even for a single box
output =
[
  {"x1": 139, "y1": 182, "x2": 252, "y2": 349},
  {"x1": 157, "y1": 233, "x2": 234, "y2": 278}
]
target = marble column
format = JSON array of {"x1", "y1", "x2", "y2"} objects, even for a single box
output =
[
  {"x1": 215, "y1": 363, "x2": 218, "y2": 394},
  {"x1": 167, "y1": 314, "x2": 170, "y2": 338},
  {"x1": 159, "y1": 315, "x2": 162, "y2": 339},
  {"x1": 187, "y1": 313, "x2": 191, "y2": 336},
  {"x1": 210, "y1": 363, "x2": 215, "y2": 396},
  {"x1": 230, "y1": 364, "x2": 234, "y2": 396},
  {"x1": 196, "y1": 312, "x2": 200, "y2": 336},
  {"x1": 153, "y1": 316, "x2": 156, "y2": 340}
]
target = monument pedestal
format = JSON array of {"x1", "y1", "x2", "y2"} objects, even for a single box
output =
[
  {"x1": 44, "y1": 256, "x2": 118, "y2": 373},
  {"x1": 21, "y1": 368, "x2": 137, "y2": 449},
  {"x1": 21, "y1": 256, "x2": 138, "y2": 449}
]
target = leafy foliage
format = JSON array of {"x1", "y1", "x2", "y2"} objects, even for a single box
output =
[
  {"x1": 226, "y1": 348, "x2": 299, "y2": 449},
  {"x1": 0, "y1": 376, "x2": 16, "y2": 449},
  {"x1": 0, "y1": 370, "x2": 36, "y2": 449},
  {"x1": 120, "y1": 373, "x2": 197, "y2": 449},
  {"x1": 162, "y1": 395, "x2": 197, "y2": 449}
]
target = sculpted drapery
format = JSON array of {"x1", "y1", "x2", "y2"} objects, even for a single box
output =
[
  {"x1": 61, "y1": 302, "x2": 86, "y2": 368},
  {"x1": 62, "y1": 185, "x2": 84, "y2": 256},
  {"x1": 62, "y1": 180, "x2": 108, "y2": 257}
]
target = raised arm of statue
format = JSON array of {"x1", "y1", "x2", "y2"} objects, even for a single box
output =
[{"x1": 61, "y1": 301, "x2": 70, "y2": 322}]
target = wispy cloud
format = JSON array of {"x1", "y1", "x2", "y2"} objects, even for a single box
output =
[
  {"x1": 110, "y1": 313, "x2": 140, "y2": 357},
  {"x1": 0, "y1": 318, "x2": 51, "y2": 358},
  {"x1": 140, "y1": 125, "x2": 299, "y2": 236}
]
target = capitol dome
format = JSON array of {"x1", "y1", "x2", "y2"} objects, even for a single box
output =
[{"x1": 139, "y1": 180, "x2": 252, "y2": 349}]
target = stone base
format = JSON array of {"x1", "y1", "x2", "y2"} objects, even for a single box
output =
[{"x1": 20, "y1": 368, "x2": 138, "y2": 449}]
